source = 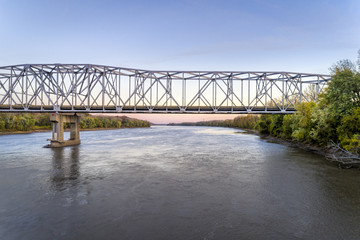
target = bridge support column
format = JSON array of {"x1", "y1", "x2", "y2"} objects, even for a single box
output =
[{"x1": 47, "y1": 113, "x2": 81, "y2": 148}]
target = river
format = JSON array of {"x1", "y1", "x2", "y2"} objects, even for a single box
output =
[{"x1": 0, "y1": 126, "x2": 359, "y2": 239}]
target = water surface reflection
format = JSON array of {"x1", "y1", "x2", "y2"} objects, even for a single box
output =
[{"x1": 51, "y1": 147, "x2": 80, "y2": 191}]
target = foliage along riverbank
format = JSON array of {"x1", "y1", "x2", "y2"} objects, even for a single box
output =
[
  {"x1": 255, "y1": 59, "x2": 360, "y2": 167},
  {"x1": 0, "y1": 113, "x2": 151, "y2": 134},
  {"x1": 172, "y1": 57, "x2": 360, "y2": 168}
]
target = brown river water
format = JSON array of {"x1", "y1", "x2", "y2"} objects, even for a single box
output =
[{"x1": 0, "y1": 126, "x2": 359, "y2": 240}]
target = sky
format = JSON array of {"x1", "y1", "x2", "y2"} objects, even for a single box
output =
[{"x1": 1, "y1": 0, "x2": 359, "y2": 123}]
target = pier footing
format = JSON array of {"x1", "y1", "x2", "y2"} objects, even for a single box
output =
[{"x1": 46, "y1": 113, "x2": 81, "y2": 148}]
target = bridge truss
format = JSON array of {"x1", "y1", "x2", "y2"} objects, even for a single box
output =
[{"x1": 0, "y1": 64, "x2": 331, "y2": 114}]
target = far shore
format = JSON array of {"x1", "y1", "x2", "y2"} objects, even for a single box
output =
[{"x1": 0, "y1": 126, "x2": 151, "y2": 136}]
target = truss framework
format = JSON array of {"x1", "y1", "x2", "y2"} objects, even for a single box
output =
[{"x1": 0, "y1": 64, "x2": 331, "y2": 114}]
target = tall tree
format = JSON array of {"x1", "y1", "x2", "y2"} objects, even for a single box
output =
[{"x1": 324, "y1": 62, "x2": 360, "y2": 117}]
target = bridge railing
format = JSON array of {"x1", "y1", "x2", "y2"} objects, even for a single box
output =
[{"x1": 0, "y1": 64, "x2": 331, "y2": 113}]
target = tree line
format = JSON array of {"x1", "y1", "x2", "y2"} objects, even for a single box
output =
[
  {"x1": 79, "y1": 115, "x2": 151, "y2": 129},
  {"x1": 170, "y1": 115, "x2": 260, "y2": 130},
  {"x1": 0, "y1": 113, "x2": 150, "y2": 132}
]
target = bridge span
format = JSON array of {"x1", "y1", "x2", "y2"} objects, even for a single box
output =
[
  {"x1": 0, "y1": 64, "x2": 330, "y2": 114},
  {"x1": 0, "y1": 64, "x2": 331, "y2": 147}
]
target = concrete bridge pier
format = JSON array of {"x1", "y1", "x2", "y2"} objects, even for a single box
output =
[{"x1": 47, "y1": 113, "x2": 81, "y2": 148}]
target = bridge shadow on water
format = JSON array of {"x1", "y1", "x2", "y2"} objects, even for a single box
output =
[{"x1": 50, "y1": 146, "x2": 80, "y2": 191}]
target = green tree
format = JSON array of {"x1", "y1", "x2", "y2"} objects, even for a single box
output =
[
  {"x1": 281, "y1": 114, "x2": 293, "y2": 139},
  {"x1": 111, "y1": 120, "x2": 121, "y2": 128},
  {"x1": 269, "y1": 114, "x2": 283, "y2": 137},
  {"x1": 95, "y1": 118, "x2": 103, "y2": 128},
  {"x1": 35, "y1": 114, "x2": 51, "y2": 127},
  {"x1": 103, "y1": 119, "x2": 111, "y2": 128},
  {"x1": 309, "y1": 106, "x2": 338, "y2": 145},
  {"x1": 80, "y1": 117, "x2": 96, "y2": 129},
  {"x1": 337, "y1": 107, "x2": 360, "y2": 153},
  {"x1": 290, "y1": 102, "x2": 316, "y2": 142},
  {"x1": 256, "y1": 115, "x2": 272, "y2": 134},
  {"x1": 233, "y1": 115, "x2": 259, "y2": 129},
  {"x1": 0, "y1": 119, "x2": 5, "y2": 130},
  {"x1": 324, "y1": 67, "x2": 360, "y2": 117}
]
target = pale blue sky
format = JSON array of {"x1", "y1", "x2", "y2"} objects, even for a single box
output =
[{"x1": 0, "y1": 0, "x2": 359, "y2": 74}]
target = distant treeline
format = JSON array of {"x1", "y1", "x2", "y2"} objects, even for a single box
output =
[
  {"x1": 79, "y1": 115, "x2": 150, "y2": 129},
  {"x1": 169, "y1": 115, "x2": 260, "y2": 130},
  {"x1": 0, "y1": 113, "x2": 150, "y2": 132}
]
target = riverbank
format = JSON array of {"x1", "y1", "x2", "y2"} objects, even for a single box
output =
[
  {"x1": 170, "y1": 121, "x2": 360, "y2": 169},
  {"x1": 241, "y1": 128, "x2": 360, "y2": 169}
]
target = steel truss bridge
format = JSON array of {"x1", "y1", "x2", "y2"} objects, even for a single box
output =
[{"x1": 0, "y1": 64, "x2": 331, "y2": 114}]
